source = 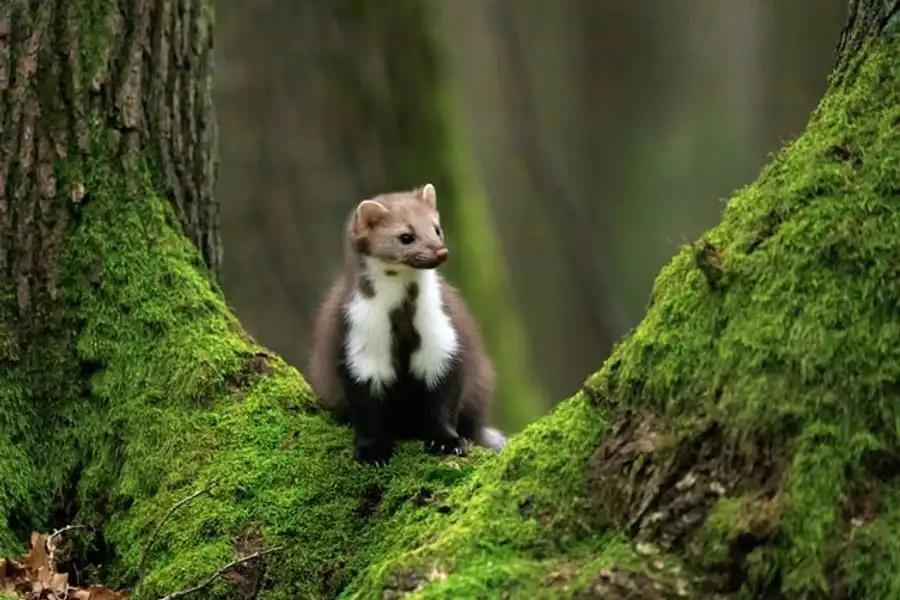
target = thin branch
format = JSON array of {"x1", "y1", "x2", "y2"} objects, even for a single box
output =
[
  {"x1": 45, "y1": 524, "x2": 95, "y2": 572},
  {"x1": 139, "y1": 485, "x2": 213, "y2": 576},
  {"x1": 156, "y1": 546, "x2": 285, "y2": 600},
  {"x1": 46, "y1": 524, "x2": 94, "y2": 549}
]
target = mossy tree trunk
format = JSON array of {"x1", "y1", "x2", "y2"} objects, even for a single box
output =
[
  {"x1": 0, "y1": 0, "x2": 220, "y2": 305},
  {"x1": 1, "y1": 0, "x2": 217, "y2": 553},
  {"x1": 1, "y1": 0, "x2": 898, "y2": 598}
]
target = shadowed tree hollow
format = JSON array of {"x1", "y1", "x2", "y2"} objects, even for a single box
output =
[{"x1": 1, "y1": 0, "x2": 899, "y2": 598}]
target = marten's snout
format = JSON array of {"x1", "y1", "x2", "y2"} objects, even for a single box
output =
[{"x1": 435, "y1": 247, "x2": 449, "y2": 264}]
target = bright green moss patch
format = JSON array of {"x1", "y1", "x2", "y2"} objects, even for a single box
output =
[
  {"x1": 841, "y1": 485, "x2": 900, "y2": 598},
  {"x1": 778, "y1": 425, "x2": 852, "y2": 594},
  {"x1": 390, "y1": 536, "x2": 639, "y2": 600},
  {"x1": 691, "y1": 495, "x2": 755, "y2": 571},
  {"x1": 0, "y1": 367, "x2": 42, "y2": 555},
  {"x1": 341, "y1": 393, "x2": 613, "y2": 598}
]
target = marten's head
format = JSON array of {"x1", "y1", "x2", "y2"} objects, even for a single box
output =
[{"x1": 350, "y1": 184, "x2": 448, "y2": 269}]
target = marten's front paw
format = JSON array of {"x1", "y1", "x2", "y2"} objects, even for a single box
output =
[
  {"x1": 355, "y1": 440, "x2": 393, "y2": 467},
  {"x1": 425, "y1": 436, "x2": 468, "y2": 457}
]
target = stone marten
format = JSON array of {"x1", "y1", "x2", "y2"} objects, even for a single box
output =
[{"x1": 309, "y1": 184, "x2": 505, "y2": 466}]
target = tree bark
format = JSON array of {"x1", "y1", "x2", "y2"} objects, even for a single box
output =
[
  {"x1": 0, "y1": 0, "x2": 219, "y2": 324},
  {"x1": 1, "y1": 1, "x2": 898, "y2": 599},
  {"x1": 0, "y1": 0, "x2": 217, "y2": 557}
]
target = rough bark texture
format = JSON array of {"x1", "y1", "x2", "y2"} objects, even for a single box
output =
[
  {"x1": 0, "y1": 0, "x2": 219, "y2": 576},
  {"x1": 0, "y1": 0, "x2": 219, "y2": 323},
  {"x1": 1, "y1": 1, "x2": 899, "y2": 599}
]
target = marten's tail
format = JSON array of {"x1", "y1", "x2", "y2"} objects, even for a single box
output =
[{"x1": 474, "y1": 426, "x2": 506, "y2": 451}]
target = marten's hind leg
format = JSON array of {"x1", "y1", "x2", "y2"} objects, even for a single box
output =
[{"x1": 458, "y1": 394, "x2": 506, "y2": 451}]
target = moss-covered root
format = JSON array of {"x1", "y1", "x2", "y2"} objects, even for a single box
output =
[
  {"x1": 62, "y1": 181, "x2": 664, "y2": 598},
  {"x1": 55, "y1": 164, "x2": 450, "y2": 597},
  {"x1": 340, "y1": 394, "x2": 621, "y2": 599},
  {"x1": 583, "y1": 28, "x2": 900, "y2": 599},
  {"x1": 52, "y1": 157, "x2": 626, "y2": 598}
]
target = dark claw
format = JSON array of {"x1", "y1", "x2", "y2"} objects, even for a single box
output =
[
  {"x1": 356, "y1": 440, "x2": 393, "y2": 466},
  {"x1": 425, "y1": 437, "x2": 468, "y2": 457}
]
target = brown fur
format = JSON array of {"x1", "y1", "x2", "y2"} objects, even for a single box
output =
[
  {"x1": 349, "y1": 186, "x2": 447, "y2": 269},
  {"x1": 309, "y1": 185, "x2": 498, "y2": 456},
  {"x1": 309, "y1": 274, "x2": 351, "y2": 415},
  {"x1": 440, "y1": 281, "x2": 496, "y2": 433}
]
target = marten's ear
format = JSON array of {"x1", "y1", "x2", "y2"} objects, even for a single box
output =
[
  {"x1": 420, "y1": 183, "x2": 437, "y2": 210},
  {"x1": 356, "y1": 200, "x2": 389, "y2": 231}
]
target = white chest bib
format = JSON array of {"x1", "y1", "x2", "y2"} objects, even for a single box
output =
[{"x1": 344, "y1": 259, "x2": 458, "y2": 393}]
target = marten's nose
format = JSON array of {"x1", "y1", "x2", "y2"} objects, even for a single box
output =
[{"x1": 435, "y1": 247, "x2": 449, "y2": 264}]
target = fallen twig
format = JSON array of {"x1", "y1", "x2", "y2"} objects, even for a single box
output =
[
  {"x1": 157, "y1": 546, "x2": 285, "y2": 600},
  {"x1": 140, "y1": 485, "x2": 214, "y2": 576}
]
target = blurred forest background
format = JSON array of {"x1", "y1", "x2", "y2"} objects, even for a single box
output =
[{"x1": 213, "y1": 1, "x2": 846, "y2": 432}]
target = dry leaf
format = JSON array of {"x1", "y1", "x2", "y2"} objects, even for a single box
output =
[
  {"x1": 23, "y1": 533, "x2": 51, "y2": 572},
  {"x1": 0, "y1": 531, "x2": 128, "y2": 600}
]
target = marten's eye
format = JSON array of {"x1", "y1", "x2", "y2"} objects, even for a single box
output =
[
  {"x1": 434, "y1": 225, "x2": 442, "y2": 237},
  {"x1": 398, "y1": 233, "x2": 415, "y2": 245}
]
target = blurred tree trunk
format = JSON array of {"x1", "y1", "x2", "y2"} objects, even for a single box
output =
[
  {"x1": 486, "y1": 0, "x2": 620, "y2": 355},
  {"x1": 440, "y1": 1, "x2": 841, "y2": 401},
  {"x1": 216, "y1": 1, "x2": 542, "y2": 429}
]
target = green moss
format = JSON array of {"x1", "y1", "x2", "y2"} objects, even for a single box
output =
[
  {"x1": 0, "y1": 385, "x2": 41, "y2": 555},
  {"x1": 777, "y1": 425, "x2": 850, "y2": 594},
  {"x1": 52, "y1": 154, "x2": 360, "y2": 595},
  {"x1": 692, "y1": 496, "x2": 754, "y2": 570},
  {"x1": 586, "y1": 34, "x2": 900, "y2": 597},
  {"x1": 841, "y1": 485, "x2": 900, "y2": 598},
  {"x1": 396, "y1": 537, "x2": 638, "y2": 600},
  {"x1": 340, "y1": 394, "x2": 619, "y2": 598},
  {"x1": 19, "y1": 135, "x2": 607, "y2": 597},
  {"x1": 0, "y1": 305, "x2": 42, "y2": 555},
  {"x1": 71, "y1": 0, "x2": 118, "y2": 92}
]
